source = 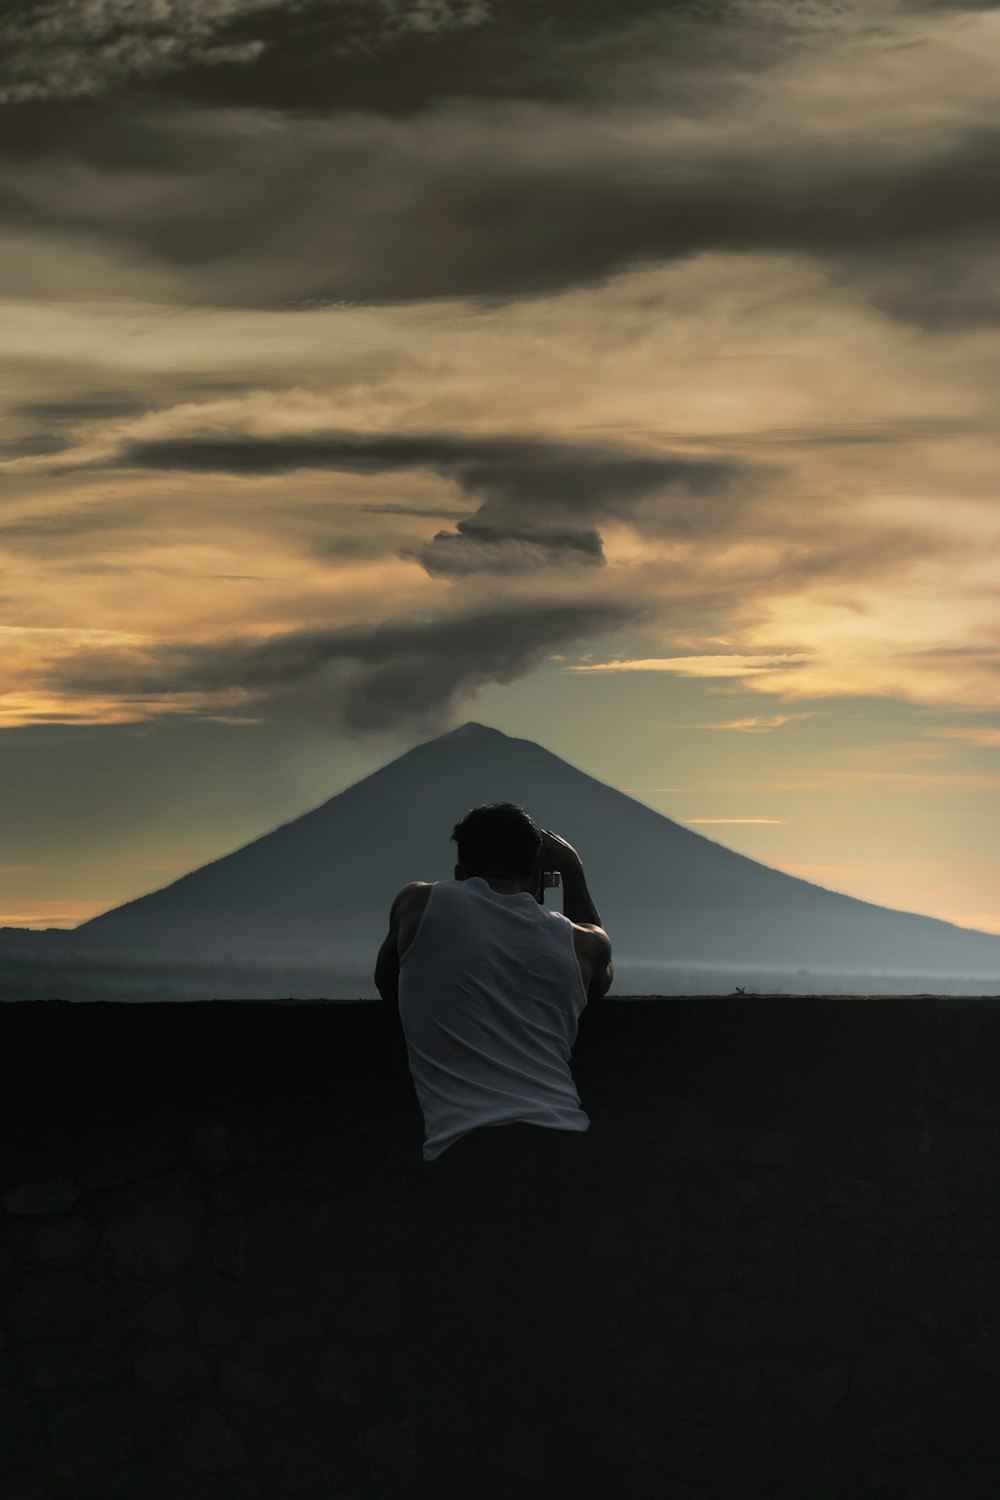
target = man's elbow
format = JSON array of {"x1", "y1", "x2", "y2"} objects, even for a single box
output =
[
  {"x1": 588, "y1": 958, "x2": 614, "y2": 1002},
  {"x1": 374, "y1": 965, "x2": 397, "y2": 1006},
  {"x1": 373, "y1": 949, "x2": 392, "y2": 1002}
]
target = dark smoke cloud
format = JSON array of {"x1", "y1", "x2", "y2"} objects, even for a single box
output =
[
  {"x1": 409, "y1": 522, "x2": 606, "y2": 578},
  {"x1": 47, "y1": 597, "x2": 642, "y2": 735},
  {"x1": 4, "y1": 100, "x2": 1000, "y2": 325},
  {"x1": 112, "y1": 429, "x2": 755, "y2": 573}
]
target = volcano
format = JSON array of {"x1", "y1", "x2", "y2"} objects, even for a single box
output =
[{"x1": 49, "y1": 720, "x2": 999, "y2": 997}]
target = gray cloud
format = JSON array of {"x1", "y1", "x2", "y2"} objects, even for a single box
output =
[
  {"x1": 0, "y1": 0, "x2": 733, "y2": 117},
  {"x1": 46, "y1": 597, "x2": 641, "y2": 734},
  {"x1": 0, "y1": 509, "x2": 122, "y2": 539},
  {"x1": 2, "y1": 397, "x2": 152, "y2": 468},
  {"x1": 359, "y1": 502, "x2": 472, "y2": 518},
  {"x1": 0, "y1": 502, "x2": 160, "y2": 553},
  {"x1": 0, "y1": 0, "x2": 490, "y2": 107},
  {"x1": 838, "y1": 233, "x2": 1000, "y2": 329},
  {"x1": 732, "y1": 417, "x2": 978, "y2": 450},
  {"x1": 0, "y1": 433, "x2": 72, "y2": 459},
  {"x1": 0, "y1": 482, "x2": 470, "y2": 566},
  {"x1": 409, "y1": 523, "x2": 605, "y2": 578},
  {"x1": 111, "y1": 429, "x2": 754, "y2": 572},
  {"x1": 0, "y1": 358, "x2": 287, "y2": 443},
  {"x1": 15, "y1": 397, "x2": 150, "y2": 423},
  {"x1": 0, "y1": 1, "x2": 285, "y2": 104},
  {"x1": 4, "y1": 92, "x2": 1000, "y2": 326}
]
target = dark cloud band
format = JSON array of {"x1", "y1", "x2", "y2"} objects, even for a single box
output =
[
  {"x1": 0, "y1": 0, "x2": 735, "y2": 114},
  {"x1": 112, "y1": 429, "x2": 754, "y2": 573},
  {"x1": 5, "y1": 102, "x2": 1000, "y2": 325},
  {"x1": 45, "y1": 597, "x2": 643, "y2": 735}
]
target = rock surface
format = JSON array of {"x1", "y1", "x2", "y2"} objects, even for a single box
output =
[{"x1": 0, "y1": 994, "x2": 999, "y2": 1498}]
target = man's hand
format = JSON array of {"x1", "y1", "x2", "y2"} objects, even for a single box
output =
[
  {"x1": 538, "y1": 827, "x2": 611, "y2": 992},
  {"x1": 536, "y1": 828, "x2": 585, "y2": 881},
  {"x1": 536, "y1": 828, "x2": 603, "y2": 928}
]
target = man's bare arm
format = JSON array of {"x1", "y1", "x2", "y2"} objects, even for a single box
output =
[
  {"x1": 538, "y1": 828, "x2": 613, "y2": 998},
  {"x1": 374, "y1": 886, "x2": 409, "y2": 1007},
  {"x1": 374, "y1": 883, "x2": 430, "y2": 1007},
  {"x1": 586, "y1": 936, "x2": 614, "y2": 1000},
  {"x1": 374, "y1": 925, "x2": 400, "y2": 1008},
  {"x1": 560, "y1": 866, "x2": 603, "y2": 929},
  {"x1": 538, "y1": 828, "x2": 603, "y2": 922}
]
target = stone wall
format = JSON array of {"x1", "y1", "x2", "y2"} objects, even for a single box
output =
[{"x1": 2, "y1": 995, "x2": 1000, "y2": 1499}]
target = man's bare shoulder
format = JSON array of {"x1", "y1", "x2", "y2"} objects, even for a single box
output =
[
  {"x1": 390, "y1": 882, "x2": 433, "y2": 926},
  {"x1": 391, "y1": 883, "x2": 434, "y2": 962},
  {"x1": 570, "y1": 921, "x2": 612, "y2": 956},
  {"x1": 391, "y1": 881, "x2": 433, "y2": 917}
]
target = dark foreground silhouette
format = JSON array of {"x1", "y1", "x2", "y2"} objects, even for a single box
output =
[{"x1": 2, "y1": 995, "x2": 1000, "y2": 1499}]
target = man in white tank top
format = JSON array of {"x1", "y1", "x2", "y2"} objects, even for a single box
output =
[
  {"x1": 375, "y1": 803, "x2": 613, "y2": 1161},
  {"x1": 375, "y1": 803, "x2": 616, "y2": 1499}
]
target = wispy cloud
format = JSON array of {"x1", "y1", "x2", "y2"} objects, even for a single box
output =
[
  {"x1": 756, "y1": 770, "x2": 1000, "y2": 792},
  {"x1": 672, "y1": 712, "x2": 817, "y2": 731},
  {"x1": 744, "y1": 649, "x2": 1000, "y2": 711},
  {"x1": 922, "y1": 725, "x2": 1000, "y2": 748},
  {"x1": 570, "y1": 654, "x2": 813, "y2": 677},
  {"x1": 681, "y1": 816, "x2": 787, "y2": 824},
  {"x1": 0, "y1": 625, "x2": 145, "y2": 647}
]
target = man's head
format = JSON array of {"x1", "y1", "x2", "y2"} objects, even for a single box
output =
[{"x1": 452, "y1": 802, "x2": 542, "y2": 888}]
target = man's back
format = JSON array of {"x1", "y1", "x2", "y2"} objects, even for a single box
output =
[{"x1": 398, "y1": 876, "x2": 591, "y2": 1161}]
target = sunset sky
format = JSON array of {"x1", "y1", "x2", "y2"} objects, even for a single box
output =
[{"x1": 1, "y1": 0, "x2": 998, "y2": 935}]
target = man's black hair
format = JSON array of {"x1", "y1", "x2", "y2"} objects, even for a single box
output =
[{"x1": 451, "y1": 802, "x2": 542, "y2": 880}]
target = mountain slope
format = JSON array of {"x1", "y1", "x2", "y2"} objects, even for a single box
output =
[{"x1": 74, "y1": 722, "x2": 1000, "y2": 985}]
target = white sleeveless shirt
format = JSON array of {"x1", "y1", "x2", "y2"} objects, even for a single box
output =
[{"x1": 397, "y1": 877, "x2": 591, "y2": 1161}]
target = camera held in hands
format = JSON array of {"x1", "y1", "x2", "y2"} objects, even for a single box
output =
[{"x1": 542, "y1": 870, "x2": 561, "y2": 889}]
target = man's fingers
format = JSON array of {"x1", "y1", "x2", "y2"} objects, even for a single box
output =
[{"x1": 538, "y1": 828, "x2": 583, "y2": 872}]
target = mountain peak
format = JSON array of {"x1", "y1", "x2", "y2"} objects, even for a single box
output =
[
  {"x1": 443, "y1": 721, "x2": 507, "y2": 740},
  {"x1": 419, "y1": 721, "x2": 519, "y2": 751}
]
